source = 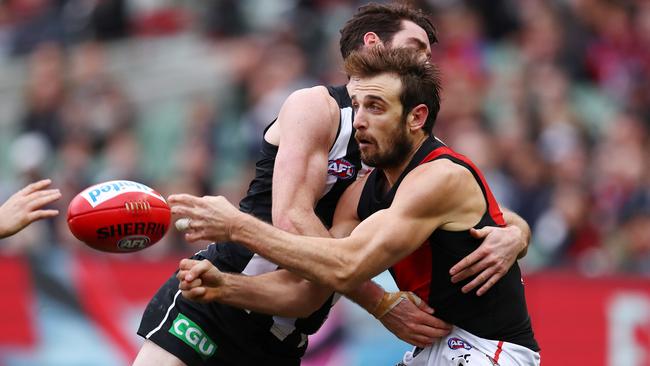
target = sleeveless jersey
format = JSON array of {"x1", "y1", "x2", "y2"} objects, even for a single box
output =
[
  {"x1": 199, "y1": 85, "x2": 360, "y2": 357},
  {"x1": 357, "y1": 136, "x2": 539, "y2": 352}
]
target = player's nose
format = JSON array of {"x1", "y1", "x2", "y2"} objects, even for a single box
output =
[{"x1": 353, "y1": 109, "x2": 367, "y2": 130}]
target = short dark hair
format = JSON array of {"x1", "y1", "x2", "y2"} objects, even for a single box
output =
[
  {"x1": 339, "y1": 2, "x2": 438, "y2": 59},
  {"x1": 344, "y1": 47, "x2": 441, "y2": 134}
]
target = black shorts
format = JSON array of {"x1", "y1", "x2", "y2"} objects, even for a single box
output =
[{"x1": 137, "y1": 253, "x2": 303, "y2": 366}]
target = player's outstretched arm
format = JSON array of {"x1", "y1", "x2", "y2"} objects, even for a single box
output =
[
  {"x1": 168, "y1": 159, "x2": 474, "y2": 293},
  {"x1": 0, "y1": 179, "x2": 61, "y2": 239},
  {"x1": 448, "y1": 207, "x2": 530, "y2": 296},
  {"x1": 177, "y1": 259, "x2": 333, "y2": 318}
]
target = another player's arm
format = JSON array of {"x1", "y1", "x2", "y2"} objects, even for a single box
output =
[
  {"x1": 178, "y1": 260, "x2": 333, "y2": 317},
  {"x1": 269, "y1": 86, "x2": 337, "y2": 237},
  {"x1": 266, "y1": 87, "x2": 394, "y2": 314},
  {"x1": 449, "y1": 207, "x2": 531, "y2": 296},
  {"x1": 0, "y1": 179, "x2": 61, "y2": 239},
  {"x1": 178, "y1": 179, "x2": 392, "y2": 319},
  {"x1": 180, "y1": 87, "x2": 337, "y2": 316},
  {"x1": 502, "y1": 208, "x2": 530, "y2": 259},
  {"x1": 220, "y1": 160, "x2": 478, "y2": 294}
]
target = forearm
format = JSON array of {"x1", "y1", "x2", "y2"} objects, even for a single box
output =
[
  {"x1": 0, "y1": 217, "x2": 8, "y2": 238},
  {"x1": 274, "y1": 206, "x2": 331, "y2": 237},
  {"x1": 214, "y1": 270, "x2": 332, "y2": 317},
  {"x1": 232, "y1": 214, "x2": 358, "y2": 292},
  {"x1": 501, "y1": 208, "x2": 530, "y2": 258},
  {"x1": 346, "y1": 280, "x2": 385, "y2": 313}
]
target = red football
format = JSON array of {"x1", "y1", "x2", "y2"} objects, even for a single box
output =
[{"x1": 67, "y1": 180, "x2": 171, "y2": 253}]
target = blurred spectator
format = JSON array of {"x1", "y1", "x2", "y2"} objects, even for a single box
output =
[
  {"x1": 606, "y1": 189, "x2": 650, "y2": 274},
  {"x1": 63, "y1": 41, "x2": 134, "y2": 152},
  {"x1": 7, "y1": 0, "x2": 65, "y2": 56},
  {"x1": 90, "y1": 0, "x2": 129, "y2": 40},
  {"x1": 19, "y1": 42, "x2": 66, "y2": 149},
  {"x1": 239, "y1": 36, "x2": 314, "y2": 154},
  {"x1": 201, "y1": 0, "x2": 248, "y2": 38}
]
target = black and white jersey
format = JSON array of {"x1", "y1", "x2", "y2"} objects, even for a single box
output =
[{"x1": 198, "y1": 85, "x2": 360, "y2": 356}]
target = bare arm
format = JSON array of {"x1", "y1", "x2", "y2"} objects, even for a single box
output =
[
  {"x1": 448, "y1": 207, "x2": 531, "y2": 296},
  {"x1": 0, "y1": 179, "x2": 61, "y2": 239},
  {"x1": 503, "y1": 208, "x2": 531, "y2": 259},
  {"x1": 170, "y1": 159, "x2": 477, "y2": 293},
  {"x1": 175, "y1": 168, "x2": 453, "y2": 346},
  {"x1": 179, "y1": 88, "x2": 389, "y2": 318},
  {"x1": 178, "y1": 259, "x2": 333, "y2": 318},
  {"x1": 178, "y1": 87, "x2": 336, "y2": 315},
  {"x1": 269, "y1": 86, "x2": 337, "y2": 237}
]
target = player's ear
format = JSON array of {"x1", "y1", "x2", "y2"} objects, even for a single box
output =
[
  {"x1": 363, "y1": 32, "x2": 382, "y2": 47},
  {"x1": 407, "y1": 104, "x2": 428, "y2": 132}
]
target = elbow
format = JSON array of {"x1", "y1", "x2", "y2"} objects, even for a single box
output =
[
  {"x1": 329, "y1": 256, "x2": 365, "y2": 294},
  {"x1": 273, "y1": 207, "x2": 312, "y2": 232}
]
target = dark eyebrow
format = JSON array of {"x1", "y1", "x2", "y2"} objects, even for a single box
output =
[{"x1": 365, "y1": 95, "x2": 387, "y2": 104}]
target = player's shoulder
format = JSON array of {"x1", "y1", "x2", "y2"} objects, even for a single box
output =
[
  {"x1": 274, "y1": 86, "x2": 340, "y2": 144},
  {"x1": 280, "y1": 86, "x2": 339, "y2": 126},
  {"x1": 286, "y1": 85, "x2": 336, "y2": 108},
  {"x1": 399, "y1": 158, "x2": 475, "y2": 205}
]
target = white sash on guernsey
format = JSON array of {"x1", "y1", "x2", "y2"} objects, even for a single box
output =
[{"x1": 399, "y1": 326, "x2": 540, "y2": 366}]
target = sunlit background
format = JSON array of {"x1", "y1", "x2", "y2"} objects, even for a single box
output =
[{"x1": 0, "y1": 0, "x2": 649, "y2": 365}]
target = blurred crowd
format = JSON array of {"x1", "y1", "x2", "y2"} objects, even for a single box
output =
[{"x1": 0, "y1": 0, "x2": 649, "y2": 276}]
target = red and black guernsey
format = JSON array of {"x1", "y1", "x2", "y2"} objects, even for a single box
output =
[{"x1": 357, "y1": 136, "x2": 539, "y2": 352}]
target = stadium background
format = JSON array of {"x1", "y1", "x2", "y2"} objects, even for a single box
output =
[{"x1": 0, "y1": 0, "x2": 649, "y2": 365}]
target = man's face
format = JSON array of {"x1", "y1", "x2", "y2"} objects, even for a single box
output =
[
  {"x1": 348, "y1": 73, "x2": 412, "y2": 168},
  {"x1": 388, "y1": 20, "x2": 432, "y2": 61}
]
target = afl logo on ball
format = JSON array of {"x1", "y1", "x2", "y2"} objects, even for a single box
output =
[
  {"x1": 328, "y1": 158, "x2": 355, "y2": 179},
  {"x1": 117, "y1": 235, "x2": 151, "y2": 251}
]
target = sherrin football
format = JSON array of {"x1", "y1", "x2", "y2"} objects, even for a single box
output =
[{"x1": 67, "y1": 180, "x2": 171, "y2": 253}]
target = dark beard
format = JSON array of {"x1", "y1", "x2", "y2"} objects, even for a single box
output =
[{"x1": 361, "y1": 122, "x2": 412, "y2": 168}]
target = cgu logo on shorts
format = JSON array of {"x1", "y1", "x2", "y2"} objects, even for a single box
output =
[
  {"x1": 328, "y1": 158, "x2": 355, "y2": 179},
  {"x1": 169, "y1": 313, "x2": 217, "y2": 359},
  {"x1": 81, "y1": 180, "x2": 166, "y2": 208},
  {"x1": 448, "y1": 337, "x2": 473, "y2": 350}
]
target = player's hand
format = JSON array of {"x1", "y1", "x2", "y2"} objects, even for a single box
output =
[
  {"x1": 449, "y1": 225, "x2": 525, "y2": 296},
  {"x1": 168, "y1": 194, "x2": 241, "y2": 243},
  {"x1": 380, "y1": 293, "x2": 452, "y2": 347},
  {"x1": 0, "y1": 179, "x2": 61, "y2": 239},
  {"x1": 177, "y1": 259, "x2": 226, "y2": 303}
]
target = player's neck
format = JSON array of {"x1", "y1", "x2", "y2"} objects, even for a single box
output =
[{"x1": 382, "y1": 135, "x2": 428, "y2": 188}]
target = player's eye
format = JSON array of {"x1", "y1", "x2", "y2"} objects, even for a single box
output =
[{"x1": 368, "y1": 103, "x2": 382, "y2": 112}]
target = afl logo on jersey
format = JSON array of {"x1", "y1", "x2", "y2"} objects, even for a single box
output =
[
  {"x1": 448, "y1": 337, "x2": 473, "y2": 350},
  {"x1": 328, "y1": 158, "x2": 355, "y2": 179}
]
